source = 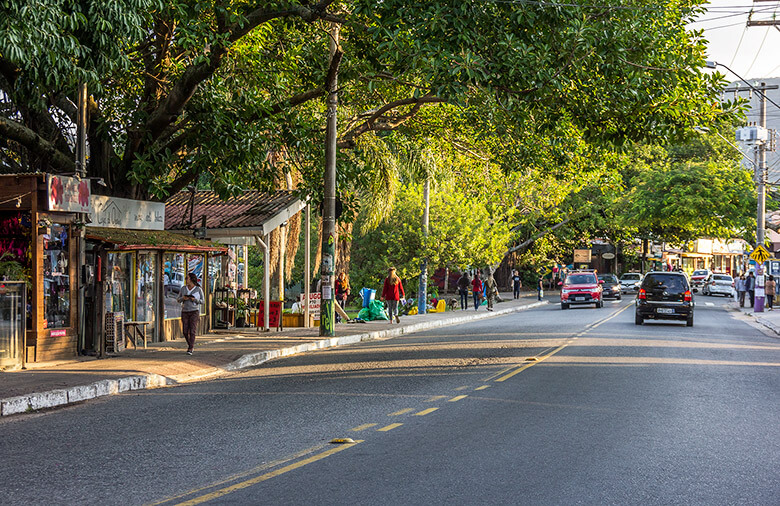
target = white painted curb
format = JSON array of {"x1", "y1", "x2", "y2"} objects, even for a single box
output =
[{"x1": 1, "y1": 301, "x2": 547, "y2": 416}]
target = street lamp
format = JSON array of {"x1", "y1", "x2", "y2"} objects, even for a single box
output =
[{"x1": 693, "y1": 126, "x2": 756, "y2": 169}]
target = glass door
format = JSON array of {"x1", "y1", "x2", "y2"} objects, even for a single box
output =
[
  {"x1": 136, "y1": 252, "x2": 157, "y2": 342},
  {"x1": 0, "y1": 282, "x2": 26, "y2": 369}
]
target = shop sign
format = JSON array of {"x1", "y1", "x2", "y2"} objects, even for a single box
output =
[
  {"x1": 602, "y1": 252, "x2": 615, "y2": 260},
  {"x1": 47, "y1": 174, "x2": 90, "y2": 213},
  {"x1": 301, "y1": 292, "x2": 321, "y2": 318},
  {"x1": 50, "y1": 329, "x2": 67, "y2": 337},
  {"x1": 573, "y1": 249, "x2": 592, "y2": 263},
  {"x1": 88, "y1": 195, "x2": 165, "y2": 230}
]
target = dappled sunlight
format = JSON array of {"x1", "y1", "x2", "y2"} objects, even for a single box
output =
[
  {"x1": 574, "y1": 337, "x2": 780, "y2": 352},
  {"x1": 544, "y1": 356, "x2": 780, "y2": 367}
]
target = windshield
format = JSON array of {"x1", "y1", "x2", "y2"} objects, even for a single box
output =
[
  {"x1": 566, "y1": 274, "x2": 597, "y2": 285},
  {"x1": 643, "y1": 273, "x2": 689, "y2": 292},
  {"x1": 693, "y1": 270, "x2": 708, "y2": 276},
  {"x1": 713, "y1": 275, "x2": 732, "y2": 281},
  {"x1": 621, "y1": 274, "x2": 640, "y2": 281},
  {"x1": 598, "y1": 275, "x2": 618, "y2": 284}
]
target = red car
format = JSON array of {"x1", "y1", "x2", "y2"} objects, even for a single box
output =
[
  {"x1": 689, "y1": 269, "x2": 711, "y2": 289},
  {"x1": 560, "y1": 271, "x2": 603, "y2": 309}
]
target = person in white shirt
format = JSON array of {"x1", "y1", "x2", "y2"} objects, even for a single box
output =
[{"x1": 177, "y1": 273, "x2": 204, "y2": 355}]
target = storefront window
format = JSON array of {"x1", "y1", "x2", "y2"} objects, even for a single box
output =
[
  {"x1": 208, "y1": 254, "x2": 223, "y2": 293},
  {"x1": 136, "y1": 252, "x2": 157, "y2": 340},
  {"x1": 43, "y1": 223, "x2": 70, "y2": 328},
  {"x1": 164, "y1": 252, "x2": 185, "y2": 319},
  {"x1": 107, "y1": 252, "x2": 132, "y2": 317},
  {"x1": 188, "y1": 254, "x2": 205, "y2": 315}
]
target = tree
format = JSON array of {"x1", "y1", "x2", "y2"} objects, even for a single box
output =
[{"x1": 1, "y1": 0, "x2": 730, "y2": 204}]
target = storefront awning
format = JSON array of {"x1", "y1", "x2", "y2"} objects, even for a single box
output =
[{"x1": 86, "y1": 227, "x2": 227, "y2": 252}]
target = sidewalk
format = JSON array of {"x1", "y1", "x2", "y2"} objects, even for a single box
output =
[
  {"x1": 728, "y1": 298, "x2": 780, "y2": 336},
  {"x1": 0, "y1": 293, "x2": 547, "y2": 417}
]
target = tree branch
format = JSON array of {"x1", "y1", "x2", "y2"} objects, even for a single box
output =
[
  {"x1": 0, "y1": 116, "x2": 76, "y2": 173},
  {"x1": 505, "y1": 219, "x2": 571, "y2": 255},
  {"x1": 337, "y1": 95, "x2": 447, "y2": 149}
]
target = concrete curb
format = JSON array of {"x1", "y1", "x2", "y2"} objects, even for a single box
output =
[
  {"x1": 0, "y1": 300, "x2": 547, "y2": 417},
  {"x1": 726, "y1": 303, "x2": 780, "y2": 337}
]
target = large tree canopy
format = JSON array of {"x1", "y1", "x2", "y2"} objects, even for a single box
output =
[{"x1": 1, "y1": 0, "x2": 730, "y2": 203}]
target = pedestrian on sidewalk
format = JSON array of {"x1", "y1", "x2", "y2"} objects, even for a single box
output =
[
  {"x1": 457, "y1": 271, "x2": 471, "y2": 310},
  {"x1": 177, "y1": 273, "x2": 204, "y2": 355},
  {"x1": 484, "y1": 270, "x2": 498, "y2": 311},
  {"x1": 766, "y1": 275, "x2": 776, "y2": 310},
  {"x1": 511, "y1": 269, "x2": 522, "y2": 299},
  {"x1": 736, "y1": 274, "x2": 747, "y2": 307},
  {"x1": 335, "y1": 272, "x2": 350, "y2": 323},
  {"x1": 537, "y1": 275, "x2": 544, "y2": 301},
  {"x1": 381, "y1": 267, "x2": 405, "y2": 324},
  {"x1": 748, "y1": 271, "x2": 756, "y2": 307},
  {"x1": 471, "y1": 272, "x2": 483, "y2": 311}
]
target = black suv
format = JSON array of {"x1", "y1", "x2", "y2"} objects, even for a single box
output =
[{"x1": 635, "y1": 272, "x2": 696, "y2": 326}]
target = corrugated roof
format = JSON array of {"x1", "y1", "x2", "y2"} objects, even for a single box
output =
[
  {"x1": 85, "y1": 227, "x2": 225, "y2": 251},
  {"x1": 165, "y1": 190, "x2": 301, "y2": 231}
]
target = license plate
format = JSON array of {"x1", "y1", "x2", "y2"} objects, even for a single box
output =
[
  {"x1": 575, "y1": 297, "x2": 585, "y2": 301},
  {"x1": 657, "y1": 308, "x2": 674, "y2": 314}
]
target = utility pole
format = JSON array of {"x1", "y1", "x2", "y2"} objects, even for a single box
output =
[
  {"x1": 76, "y1": 82, "x2": 88, "y2": 353},
  {"x1": 320, "y1": 24, "x2": 341, "y2": 337},
  {"x1": 417, "y1": 178, "x2": 430, "y2": 315},
  {"x1": 725, "y1": 82, "x2": 777, "y2": 245}
]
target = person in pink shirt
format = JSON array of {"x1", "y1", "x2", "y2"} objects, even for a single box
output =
[{"x1": 471, "y1": 273, "x2": 483, "y2": 311}]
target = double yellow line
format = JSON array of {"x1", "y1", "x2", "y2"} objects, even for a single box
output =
[{"x1": 494, "y1": 303, "x2": 632, "y2": 383}]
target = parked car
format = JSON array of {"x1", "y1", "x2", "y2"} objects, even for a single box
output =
[
  {"x1": 689, "y1": 269, "x2": 711, "y2": 289},
  {"x1": 560, "y1": 271, "x2": 603, "y2": 309},
  {"x1": 702, "y1": 273, "x2": 735, "y2": 297},
  {"x1": 635, "y1": 271, "x2": 696, "y2": 326},
  {"x1": 597, "y1": 273, "x2": 622, "y2": 300},
  {"x1": 619, "y1": 272, "x2": 643, "y2": 294}
]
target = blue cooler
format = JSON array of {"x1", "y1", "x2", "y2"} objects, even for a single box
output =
[{"x1": 360, "y1": 288, "x2": 376, "y2": 308}]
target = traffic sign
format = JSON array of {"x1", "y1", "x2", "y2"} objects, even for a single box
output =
[{"x1": 750, "y1": 245, "x2": 771, "y2": 264}]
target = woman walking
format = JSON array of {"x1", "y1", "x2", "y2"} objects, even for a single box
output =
[
  {"x1": 335, "y1": 271, "x2": 350, "y2": 322},
  {"x1": 381, "y1": 267, "x2": 405, "y2": 324},
  {"x1": 177, "y1": 273, "x2": 204, "y2": 355},
  {"x1": 471, "y1": 272, "x2": 483, "y2": 311},
  {"x1": 766, "y1": 275, "x2": 776, "y2": 310}
]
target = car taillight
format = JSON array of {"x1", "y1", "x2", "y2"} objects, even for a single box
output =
[
  {"x1": 638, "y1": 288, "x2": 646, "y2": 300},
  {"x1": 684, "y1": 290, "x2": 692, "y2": 302}
]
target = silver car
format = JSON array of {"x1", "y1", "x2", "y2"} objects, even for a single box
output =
[
  {"x1": 619, "y1": 272, "x2": 643, "y2": 294},
  {"x1": 702, "y1": 273, "x2": 734, "y2": 297}
]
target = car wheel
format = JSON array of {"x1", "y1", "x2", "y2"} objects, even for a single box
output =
[
  {"x1": 616, "y1": 295, "x2": 622, "y2": 301},
  {"x1": 635, "y1": 314, "x2": 643, "y2": 325},
  {"x1": 561, "y1": 303, "x2": 569, "y2": 310},
  {"x1": 597, "y1": 300, "x2": 603, "y2": 308},
  {"x1": 686, "y1": 315, "x2": 693, "y2": 327}
]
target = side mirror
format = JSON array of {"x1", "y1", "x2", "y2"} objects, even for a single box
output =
[
  {"x1": 598, "y1": 280, "x2": 604, "y2": 284},
  {"x1": 557, "y1": 281, "x2": 563, "y2": 286}
]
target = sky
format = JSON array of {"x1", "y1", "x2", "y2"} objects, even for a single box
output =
[{"x1": 691, "y1": 1, "x2": 780, "y2": 80}]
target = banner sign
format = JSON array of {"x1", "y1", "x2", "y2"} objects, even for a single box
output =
[
  {"x1": 47, "y1": 174, "x2": 90, "y2": 213},
  {"x1": 573, "y1": 249, "x2": 592, "y2": 263},
  {"x1": 301, "y1": 292, "x2": 321, "y2": 318},
  {"x1": 88, "y1": 195, "x2": 165, "y2": 230}
]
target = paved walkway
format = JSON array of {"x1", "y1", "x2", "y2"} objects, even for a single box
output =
[
  {"x1": 729, "y1": 297, "x2": 780, "y2": 336},
  {"x1": 0, "y1": 292, "x2": 546, "y2": 416}
]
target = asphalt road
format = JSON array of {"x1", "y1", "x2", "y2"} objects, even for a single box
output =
[{"x1": 1, "y1": 295, "x2": 779, "y2": 505}]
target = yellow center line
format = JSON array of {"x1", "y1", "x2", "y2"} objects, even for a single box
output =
[
  {"x1": 414, "y1": 408, "x2": 439, "y2": 416},
  {"x1": 173, "y1": 442, "x2": 362, "y2": 506},
  {"x1": 475, "y1": 385, "x2": 490, "y2": 391},
  {"x1": 350, "y1": 423, "x2": 377, "y2": 432},
  {"x1": 455, "y1": 386, "x2": 470, "y2": 391},
  {"x1": 425, "y1": 395, "x2": 447, "y2": 402},
  {"x1": 448, "y1": 395, "x2": 467, "y2": 402},
  {"x1": 377, "y1": 423, "x2": 404, "y2": 431},
  {"x1": 388, "y1": 408, "x2": 413, "y2": 416}
]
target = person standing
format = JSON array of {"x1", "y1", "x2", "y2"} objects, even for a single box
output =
[
  {"x1": 381, "y1": 267, "x2": 405, "y2": 324},
  {"x1": 511, "y1": 270, "x2": 522, "y2": 299},
  {"x1": 537, "y1": 275, "x2": 544, "y2": 300},
  {"x1": 177, "y1": 273, "x2": 204, "y2": 355},
  {"x1": 484, "y1": 270, "x2": 498, "y2": 311},
  {"x1": 736, "y1": 274, "x2": 747, "y2": 307},
  {"x1": 456, "y1": 272, "x2": 471, "y2": 310},
  {"x1": 334, "y1": 272, "x2": 350, "y2": 323},
  {"x1": 747, "y1": 271, "x2": 756, "y2": 307},
  {"x1": 471, "y1": 272, "x2": 483, "y2": 311},
  {"x1": 766, "y1": 275, "x2": 776, "y2": 310}
]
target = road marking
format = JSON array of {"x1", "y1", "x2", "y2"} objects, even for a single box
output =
[
  {"x1": 425, "y1": 395, "x2": 447, "y2": 402},
  {"x1": 414, "y1": 408, "x2": 439, "y2": 416},
  {"x1": 705, "y1": 302, "x2": 714, "y2": 306},
  {"x1": 377, "y1": 423, "x2": 403, "y2": 431},
  {"x1": 475, "y1": 385, "x2": 490, "y2": 391},
  {"x1": 172, "y1": 442, "x2": 362, "y2": 505},
  {"x1": 455, "y1": 386, "x2": 470, "y2": 391},
  {"x1": 350, "y1": 423, "x2": 377, "y2": 432},
  {"x1": 448, "y1": 395, "x2": 467, "y2": 402},
  {"x1": 388, "y1": 408, "x2": 413, "y2": 416}
]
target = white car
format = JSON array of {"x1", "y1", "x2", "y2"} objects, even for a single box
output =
[
  {"x1": 702, "y1": 273, "x2": 735, "y2": 297},
  {"x1": 619, "y1": 272, "x2": 643, "y2": 294}
]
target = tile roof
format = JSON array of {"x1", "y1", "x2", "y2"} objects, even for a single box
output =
[
  {"x1": 85, "y1": 227, "x2": 225, "y2": 252},
  {"x1": 165, "y1": 190, "x2": 302, "y2": 231}
]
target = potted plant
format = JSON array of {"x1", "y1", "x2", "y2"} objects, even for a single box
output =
[{"x1": 234, "y1": 298, "x2": 248, "y2": 327}]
